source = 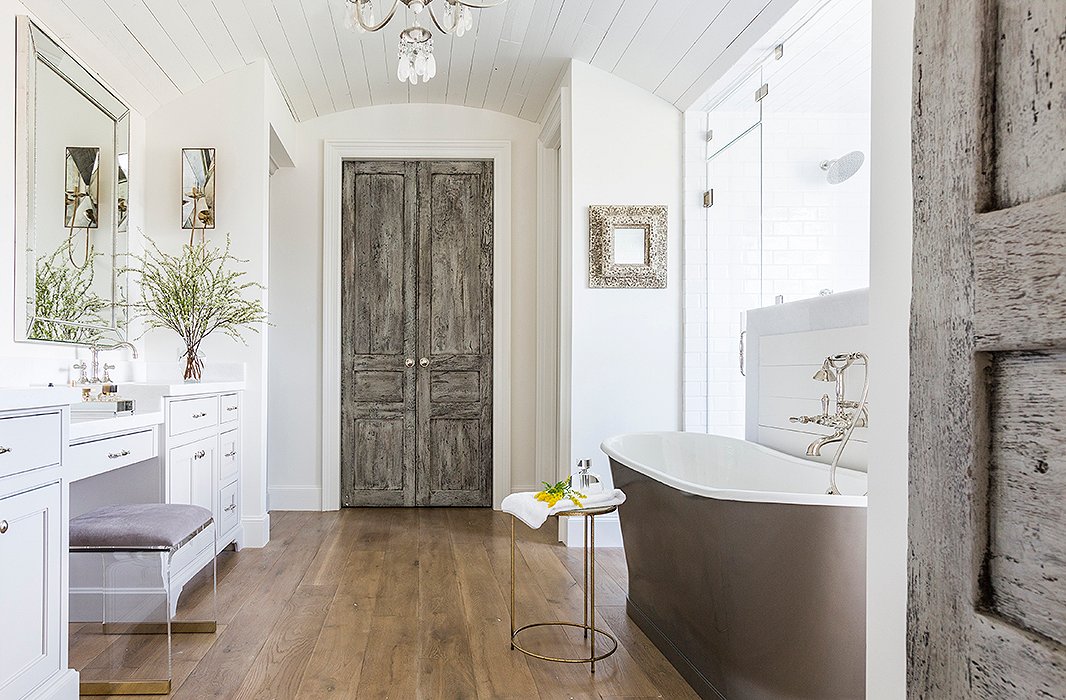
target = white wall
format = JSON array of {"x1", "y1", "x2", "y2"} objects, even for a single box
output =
[
  {"x1": 866, "y1": 0, "x2": 914, "y2": 696},
  {"x1": 563, "y1": 60, "x2": 683, "y2": 544},
  {"x1": 266, "y1": 103, "x2": 540, "y2": 508},
  {"x1": 145, "y1": 61, "x2": 297, "y2": 547},
  {"x1": 0, "y1": 3, "x2": 146, "y2": 386}
]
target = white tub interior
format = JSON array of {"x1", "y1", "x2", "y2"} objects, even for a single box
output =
[{"x1": 601, "y1": 431, "x2": 867, "y2": 507}]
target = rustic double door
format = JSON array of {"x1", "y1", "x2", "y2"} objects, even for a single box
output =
[{"x1": 341, "y1": 160, "x2": 493, "y2": 507}]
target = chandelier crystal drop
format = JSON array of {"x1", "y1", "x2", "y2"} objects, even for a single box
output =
[
  {"x1": 342, "y1": 0, "x2": 507, "y2": 83},
  {"x1": 397, "y1": 26, "x2": 435, "y2": 85}
]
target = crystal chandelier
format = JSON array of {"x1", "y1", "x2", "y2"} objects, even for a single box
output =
[{"x1": 342, "y1": 0, "x2": 506, "y2": 85}]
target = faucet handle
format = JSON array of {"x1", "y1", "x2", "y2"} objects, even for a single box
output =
[
  {"x1": 789, "y1": 415, "x2": 812, "y2": 424},
  {"x1": 102, "y1": 363, "x2": 116, "y2": 383},
  {"x1": 73, "y1": 361, "x2": 89, "y2": 384}
]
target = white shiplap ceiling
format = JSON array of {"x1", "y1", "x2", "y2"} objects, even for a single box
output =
[{"x1": 21, "y1": 0, "x2": 797, "y2": 122}]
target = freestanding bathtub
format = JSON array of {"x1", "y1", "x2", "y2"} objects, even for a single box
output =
[{"x1": 601, "y1": 432, "x2": 866, "y2": 700}]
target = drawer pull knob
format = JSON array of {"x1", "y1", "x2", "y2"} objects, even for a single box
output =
[
  {"x1": 108, "y1": 450, "x2": 131, "y2": 459},
  {"x1": 193, "y1": 450, "x2": 206, "y2": 460},
  {"x1": 224, "y1": 451, "x2": 237, "y2": 458},
  {"x1": 0, "y1": 520, "x2": 8, "y2": 534},
  {"x1": 192, "y1": 412, "x2": 208, "y2": 419},
  {"x1": 0, "y1": 446, "x2": 10, "y2": 455},
  {"x1": 226, "y1": 406, "x2": 238, "y2": 412},
  {"x1": 224, "y1": 504, "x2": 237, "y2": 513}
]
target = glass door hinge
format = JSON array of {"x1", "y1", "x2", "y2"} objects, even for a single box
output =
[
  {"x1": 703, "y1": 190, "x2": 713, "y2": 208},
  {"x1": 755, "y1": 83, "x2": 769, "y2": 102},
  {"x1": 774, "y1": 43, "x2": 784, "y2": 60}
]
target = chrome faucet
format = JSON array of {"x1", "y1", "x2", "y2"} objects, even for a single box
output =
[
  {"x1": 88, "y1": 341, "x2": 139, "y2": 383},
  {"x1": 789, "y1": 354, "x2": 870, "y2": 457}
]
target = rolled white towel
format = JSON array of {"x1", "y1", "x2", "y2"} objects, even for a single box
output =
[{"x1": 501, "y1": 488, "x2": 626, "y2": 529}]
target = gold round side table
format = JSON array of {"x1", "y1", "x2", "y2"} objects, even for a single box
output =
[{"x1": 509, "y1": 504, "x2": 619, "y2": 673}]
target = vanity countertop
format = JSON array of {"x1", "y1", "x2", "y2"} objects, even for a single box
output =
[
  {"x1": 69, "y1": 410, "x2": 165, "y2": 442},
  {"x1": 123, "y1": 381, "x2": 246, "y2": 397},
  {"x1": 0, "y1": 386, "x2": 81, "y2": 412}
]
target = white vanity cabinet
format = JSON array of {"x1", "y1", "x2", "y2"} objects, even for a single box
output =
[
  {"x1": 0, "y1": 400, "x2": 78, "y2": 700},
  {"x1": 162, "y1": 390, "x2": 243, "y2": 552}
]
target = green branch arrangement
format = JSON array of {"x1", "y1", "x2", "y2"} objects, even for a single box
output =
[
  {"x1": 126, "y1": 236, "x2": 267, "y2": 381},
  {"x1": 31, "y1": 242, "x2": 108, "y2": 344}
]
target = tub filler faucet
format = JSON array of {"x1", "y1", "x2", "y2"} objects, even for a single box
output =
[{"x1": 789, "y1": 353, "x2": 870, "y2": 457}]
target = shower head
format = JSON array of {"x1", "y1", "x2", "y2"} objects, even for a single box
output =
[
  {"x1": 820, "y1": 150, "x2": 865, "y2": 184},
  {"x1": 812, "y1": 358, "x2": 837, "y2": 382}
]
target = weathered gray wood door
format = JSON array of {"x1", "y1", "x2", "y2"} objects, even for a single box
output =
[
  {"x1": 341, "y1": 160, "x2": 493, "y2": 507},
  {"x1": 909, "y1": 1, "x2": 1065, "y2": 697}
]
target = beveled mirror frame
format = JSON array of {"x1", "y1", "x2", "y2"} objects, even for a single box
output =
[
  {"x1": 14, "y1": 15, "x2": 131, "y2": 345},
  {"x1": 588, "y1": 204, "x2": 668, "y2": 288}
]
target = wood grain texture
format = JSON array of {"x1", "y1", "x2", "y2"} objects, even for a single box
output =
[
  {"x1": 909, "y1": 0, "x2": 1066, "y2": 697},
  {"x1": 72, "y1": 509, "x2": 697, "y2": 699},
  {"x1": 417, "y1": 160, "x2": 494, "y2": 507},
  {"x1": 975, "y1": 191, "x2": 1066, "y2": 350},
  {"x1": 343, "y1": 160, "x2": 492, "y2": 507},
  {"x1": 985, "y1": 351, "x2": 1066, "y2": 646},
  {"x1": 341, "y1": 161, "x2": 417, "y2": 507},
  {"x1": 991, "y1": 2, "x2": 1066, "y2": 208}
]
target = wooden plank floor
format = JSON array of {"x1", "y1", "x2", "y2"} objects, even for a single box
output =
[{"x1": 72, "y1": 508, "x2": 699, "y2": 699}]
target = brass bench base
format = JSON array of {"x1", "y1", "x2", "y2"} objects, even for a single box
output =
[{"x1": 80, "y1": 680, "x2": 171, "y2": 696}]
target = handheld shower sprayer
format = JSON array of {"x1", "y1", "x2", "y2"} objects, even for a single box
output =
[{"x1": 819, "y1": 352, "x2": 869, "y2": 495}]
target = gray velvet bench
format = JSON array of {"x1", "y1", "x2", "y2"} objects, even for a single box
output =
[{"x1": 70, "y1": 503, "x2": 218, "y2": 696}]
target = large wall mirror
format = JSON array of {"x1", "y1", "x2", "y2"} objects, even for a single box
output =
[{"x1": 15, "y1": 16, "x2": 130, "y2": 345}]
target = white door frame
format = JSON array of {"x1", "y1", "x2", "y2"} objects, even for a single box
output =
[{"x1": 321, "y1": 139, "x2": 512, "y2": 510}]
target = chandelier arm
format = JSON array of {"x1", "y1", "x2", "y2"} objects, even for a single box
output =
[
  {"x1": 349, "y1": 0, "x2": 402, "y2": 32},
  {"x1": 453, "y1": 0, "x2": 509, "y2": 8},
  {"x1": 426, "y1": 0, "x2": 462, "y2": 34}
]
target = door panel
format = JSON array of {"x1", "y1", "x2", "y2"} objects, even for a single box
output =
[
  {"x1": 417, "y1": 161, "x2": 493, "y2": 507},
  {"x1": 341, "y1": 161, "x2": 417, "y2": 507},
  {"x1": 341, "y1": 160, "x2": 492, "y2": 507},
  {"x1": 909, "y1": 1, "x2": 1066, "y2": 696}
]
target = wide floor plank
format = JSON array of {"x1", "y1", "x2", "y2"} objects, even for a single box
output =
[{"x1": 70, "y1": 508, "x2": 696, "y2": 699}]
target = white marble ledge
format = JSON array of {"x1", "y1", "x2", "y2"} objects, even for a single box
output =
[
  {"x1": 123, "y1": 381, "x2": 246, "y2": 397},
  {"x1": 0, "y1": 386, "x2": 81, "y2": 412},
  {"x1": 69, "y1": 410, "x2": 165, "y2": 443}
]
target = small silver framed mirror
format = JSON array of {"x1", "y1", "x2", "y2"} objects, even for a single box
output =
[{"x1": 588, "y1": 205, "x2": 668, "y2": 288}]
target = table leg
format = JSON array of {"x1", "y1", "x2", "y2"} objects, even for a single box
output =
[
  {"x1": 583, "y1": 514, "x2": 589, "y2": 639},
  {"x1": 591, "y1": 514, "x2": 597, "y2": 673},
  {"x1": 510, "y1": 515, "x2": 515, "y2": 650}
]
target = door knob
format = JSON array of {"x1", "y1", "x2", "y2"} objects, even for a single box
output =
[
  {"x1": 419, "y1": 357, "x2": 430, "y2": 368},
  {"x1": 405, "y1": 358, "x2": 415, "y2": 368}
]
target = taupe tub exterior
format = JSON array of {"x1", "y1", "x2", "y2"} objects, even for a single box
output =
[{"x1": 602, "y1": 432, "x2": 867, "y2": 700}]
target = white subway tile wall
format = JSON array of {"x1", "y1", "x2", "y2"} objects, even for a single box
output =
[{"x1": 682, "y1": 0, "x2": 872, "y2": 437}]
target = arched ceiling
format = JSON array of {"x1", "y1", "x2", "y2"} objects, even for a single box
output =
[{"x1": 22, "y1": 0, "x2": 796, "y2": 122}]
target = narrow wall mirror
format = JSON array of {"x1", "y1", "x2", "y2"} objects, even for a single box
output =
[{"x1": 15, "y1": 16, "x2": 130, "y2": 345}]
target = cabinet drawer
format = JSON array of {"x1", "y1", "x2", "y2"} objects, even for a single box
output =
[
  {"x1": 220, "y1": 393, "x2": 240, "y2": 423},
  {"x1": 219, "y1": 480, "x2": 239, "y2": 535},
  {"x1": 169, "y1": 396, "x2": 219, "y2": 437},
  {"x1": 219, "y1": 428, "x2": 240, "y2": 485},
  {"x1": 0, "y1": 411, "x2": 62, "y2": 479},
  {"x1": 70, "y1": 429, "x2": 156, "y2": 480}
]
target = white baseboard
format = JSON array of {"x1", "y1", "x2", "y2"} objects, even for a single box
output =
[
  {"x1": 29, "y1": 668, "x2": 79, "y2": 700},
  {"x1": 268, "y1": 485, "x2": 323, "y2": 511},
  {"x1": 562, "y1": 513, "x2": 624, "y2": 548},
  {"x1": 241, "y1": 513, "x2": 270, "y2": 548}
]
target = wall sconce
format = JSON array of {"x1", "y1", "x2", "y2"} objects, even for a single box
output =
[
  {"x1": 64, "y1": 146, "x2": 100, "y2": 267},
  {"x1": 181, "y1": 147, "x2": 215, "y2": 244}
]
